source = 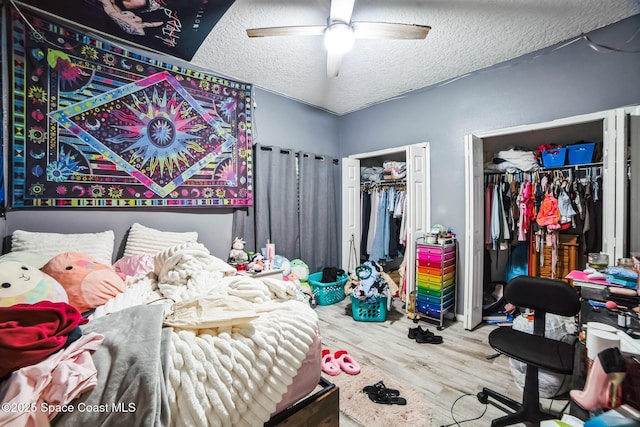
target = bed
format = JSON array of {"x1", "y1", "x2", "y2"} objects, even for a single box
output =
[{"x1": 0, "y1": 225, "x2": 339, "y2": 426}]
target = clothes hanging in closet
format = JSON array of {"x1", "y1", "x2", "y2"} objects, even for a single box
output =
[
  {"x1": 360, "y1": 185, "x2": 406, "y2": 263},
  {"x1": 484, "y1": 168, "x2": 603, "y2": 254}
]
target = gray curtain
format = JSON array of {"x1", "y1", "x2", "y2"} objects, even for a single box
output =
[
  {"x1": 233, "y1": 145, "x2": 339, "y2": 272},
  {"x1": 298, "y1": 152, "x2": 339, "y2": 273},
  {"x1": 232, "y1": 143, "x2": 299, "y2": 259}
]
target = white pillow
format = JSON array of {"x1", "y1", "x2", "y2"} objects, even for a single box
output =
[
  {"x1": 11, "y1": 230, "x2": 115, "y2": 265},
  {"x1": 123, "y1": 223, "x2": 198, "y2": 257}
]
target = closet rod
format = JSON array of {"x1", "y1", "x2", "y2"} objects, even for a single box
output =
[
  {"x1": 484, "y1": 161, "x2": 604, "y2": 176},
  {"x1": 360, "y1": 180, "x2": 406, "y2": 189}
]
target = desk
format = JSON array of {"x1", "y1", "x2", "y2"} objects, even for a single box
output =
[
  {"x1": 567, "y1": 269, "x2": 640, "y2": 335},
  {"x1": 568, "y1": 270, "x2": 628, "y2": 291},
  {"x1": 578, "y1": 300, "x2": 640, "y2": 351}
]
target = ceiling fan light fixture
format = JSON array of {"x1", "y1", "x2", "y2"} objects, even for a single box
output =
[{"x1": 324, "y1": 22, "x2": 354, "y2": 54}]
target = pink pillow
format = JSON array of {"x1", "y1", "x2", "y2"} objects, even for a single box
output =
[
  {"x1": 113, "y1": 254, "x2": 155, "y2": 278},
  {"x1": 41, "y1": 252, "x2": 125, "y2": 313}
]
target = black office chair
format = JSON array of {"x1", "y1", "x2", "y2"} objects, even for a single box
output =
[{"x1": 477, "y1": 275, "x2": 581, "y2": 426}]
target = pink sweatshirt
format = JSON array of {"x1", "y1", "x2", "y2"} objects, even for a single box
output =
[{"x1": 0, "y1": 332, "x2": 104, "y2": 427}]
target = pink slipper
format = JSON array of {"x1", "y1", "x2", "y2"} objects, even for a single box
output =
[
  {"x1": 321, "y1": 349, "x2": 341, "y2": 376},
  {"x1": 334, "y1": 350, "x2": 361, "y2": 375}
]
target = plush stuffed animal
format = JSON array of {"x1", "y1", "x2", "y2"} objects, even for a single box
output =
[
  {"x1": 228, "y1": 237, "x2": 248, "y2": 264},
  {"x1": 0, "y1": 260, "x2": 68, "y2": 307},
  {"x1": 290, "y1": 259, "x2": 309, "y2": 282},
  {"x1": 247, "y1": 252, "x2": 264, "y2": 273},
  {"x1": 272, "y1": 255, "x2": 291, "y2": 275},
  {"x1": 354, "y1": 261, "x2": 388, "y2": 302},
  {"x1": 41, "y1": 252, "x2": 125, "y2": 313}
]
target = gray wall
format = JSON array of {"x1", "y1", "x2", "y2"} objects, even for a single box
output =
[
  {"x1": 3, "y1": 87, "x2": 339, "y2": 260},
  {"x1": 338, "y1": 14, "x2": 640, "y2": 309}
]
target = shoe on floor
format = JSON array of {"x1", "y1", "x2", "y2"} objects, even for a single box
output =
[
  {"x1": 321, "y1": 349, "x2": 341, "y2": 375},
  {"x1": 408, "y1": 325, "x2": 427, "y2": 340},
  {"x1": 415, "y1": 328, "x2": 443, "y2": 344},
  {"x1": 365, "y1": 387, "x2": 407, "y2": 405},
  {"x1": 334, "y1": 350, "x2": 361, "y2": 375},
  {"x1": 363, "y1": 381, "x2": 399, "y2": 397}
]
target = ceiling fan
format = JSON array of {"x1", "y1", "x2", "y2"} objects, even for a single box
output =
[{"x1": 246, "y1": 0, "x2": 431, "y2": 78}]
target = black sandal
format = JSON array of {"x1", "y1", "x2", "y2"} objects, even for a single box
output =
[
  {"x1": 362, "y1": 381, "x2": 399, "y2": 396},
  {"x1": 366, "y1": 388, "x2": 407, "y2": 405}
]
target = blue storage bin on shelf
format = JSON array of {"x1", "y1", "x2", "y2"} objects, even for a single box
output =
[
  {"x1": 567, "y1": 142, "x2": 595, "y2": 165},
  {"x1": 308, "y1": 272, "x2": 347, "y2": 305},
  {"x1": 541, "y1": 147, "x2": 566, "y2": 168},
  {"x1": 350, "y1": 294, "x2": 388, "y2": 322}
]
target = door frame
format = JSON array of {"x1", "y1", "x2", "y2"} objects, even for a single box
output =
[
  {"x1": 463, "y1": 109, "x2": 618, "y2": 330},
  {"x1": 342, "y1": 143, "x2": 431, "y2": 308}
]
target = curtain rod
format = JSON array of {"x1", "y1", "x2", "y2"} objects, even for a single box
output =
[{"x1": 257, "y1": 145, "x2": 339, "y2": 164}]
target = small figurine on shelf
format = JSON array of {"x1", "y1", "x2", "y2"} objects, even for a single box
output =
[{"x1": 228, "y1": 237, "x2": 248, "y2": 264}]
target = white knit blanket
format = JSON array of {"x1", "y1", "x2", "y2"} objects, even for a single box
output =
[{"x1": 92, "y1": 243, "x2": 319, "y2": 427}]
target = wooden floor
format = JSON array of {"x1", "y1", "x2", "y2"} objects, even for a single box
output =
[{"x1": 315, "y1": 297, "x2": 571, "y2": 427}]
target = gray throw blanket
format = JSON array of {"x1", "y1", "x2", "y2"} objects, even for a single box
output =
[
  {"x1": 87, "y1": 243, "x2": 319, "y2": 426},
  {"x1": 53, "y1": 305, "x2": 170, "y2": 427}
]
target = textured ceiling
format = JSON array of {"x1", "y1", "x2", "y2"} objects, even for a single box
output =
[{"x1": 192, "y1": 0, "x2": 640, "y2": 115}]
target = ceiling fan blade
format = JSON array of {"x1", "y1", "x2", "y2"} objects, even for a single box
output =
[
  {"x1": 326, "y1": 50, "x2": 345, "y2": 78},
  {"x1": 246, "y1": 26, "x2": 326, "y2": 38},
  {"x1": 329, "y1": 0, "x2": 355, "y2": 23},
  {"x1": 352, "y1": 22, "x2": 431, "y2": 39}
]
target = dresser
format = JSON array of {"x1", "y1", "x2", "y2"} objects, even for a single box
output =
[{"x1": 530, "y1": 233, "x2": 580, "y2": 282}]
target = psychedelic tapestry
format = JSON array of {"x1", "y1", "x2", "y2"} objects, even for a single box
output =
[
  {"x1": 14, "y1": 0, "x2": 235, "y2": 61},
  {"x1": 0, "y1": 30, "x2": 4, "y2": 216},
  {"x1": 8, "y1": 8, "x2": 252, "y2": 208}
]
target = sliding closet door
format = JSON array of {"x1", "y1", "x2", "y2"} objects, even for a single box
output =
[
  {"x1": 463, "y1": 134, "x2": 484, "y2": 330},
  {"x1": 341, "y1": 157, "x2": 361, "y2": 271}
]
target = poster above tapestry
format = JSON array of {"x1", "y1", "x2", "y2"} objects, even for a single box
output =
[
  {"x1": 8, "y1": 7, "x2": 253, "y2": 208},
  {"x1": 13, "y1": 0, "x2": 235, "y2": 61}
]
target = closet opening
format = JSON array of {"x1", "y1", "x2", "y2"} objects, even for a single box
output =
[
  {"x1": 464, "y1": 108, "x2": 627, "y2": 330},
  {"x1": 342, "y1": 143, "x2": 430, "y2": 309},
  {"x1": 482, "y1": 119, "x2": 606, "y2": 287},
  {"x1": 359, "y1": 152, "x2": 407, "y2": 270}
]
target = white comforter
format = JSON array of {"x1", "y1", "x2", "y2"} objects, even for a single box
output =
[{"x1": 92, "y1": 243, "x2": 319, "y2": 427}]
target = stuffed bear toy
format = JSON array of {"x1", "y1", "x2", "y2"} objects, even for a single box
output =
[
  {"x1": 0, "y1": 260, "x2": 68, "y2": 307},
  {"x1": 228, "y1": 237, "x2": 248, "y2": 264},
  {"x1": 41, "y1": 252, "x2": 125, "y2": 313}
]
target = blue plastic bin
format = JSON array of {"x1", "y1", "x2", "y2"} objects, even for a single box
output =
[
  {"x1": 351, "y1": 294, "x2": 387, "y2": 322},
  {"x1": 308, "y1": 272, "x2": 347, "y2": 305},
  {"x1": 567, "y1": 142, "x2": 595, "y2": 165},
  {"x1": 541, "y1": 147, "x2": 566, "y2": 168}
]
